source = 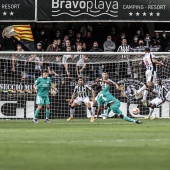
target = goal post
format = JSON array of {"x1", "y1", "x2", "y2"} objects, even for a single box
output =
[{"x1": 0, "y1": 51, "x2": 170, "y2": 119}]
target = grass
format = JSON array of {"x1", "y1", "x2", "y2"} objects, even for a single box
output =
[{"x1": 0, "y1": 118, "x2": 170, "y2": 170}]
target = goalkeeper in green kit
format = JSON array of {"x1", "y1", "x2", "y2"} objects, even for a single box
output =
[
  {"x1": 33, "y1": 69, "x2": 58, "y2": 123},
  {"x1": 96, "y1": 79, "x2": 142, "y2": 124}
]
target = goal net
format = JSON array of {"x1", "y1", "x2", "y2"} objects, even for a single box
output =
[{"x1": 0, "y1": 51, "x2": 170, "y2": 119}]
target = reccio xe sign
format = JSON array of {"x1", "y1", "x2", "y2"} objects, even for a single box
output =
[{"x1": 37, "y1": 0, "x2": 170, "y2": 21}]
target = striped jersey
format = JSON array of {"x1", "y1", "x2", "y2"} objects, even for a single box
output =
[
  {"x1": 143, "y1": 52, "x2": 156, "y2": 71},
  {"x1": 99, "y1": 79, "x2": 115, "y2": 89},
  {"x1": 153, "y1": 84, "x2": 168, "y2": 99},
  {"x1": 74, "y1": 85, "x2": 92, "y2": 98},
  {"x1": 117, "y1": 45, "x2": 131, "y2": 52}
]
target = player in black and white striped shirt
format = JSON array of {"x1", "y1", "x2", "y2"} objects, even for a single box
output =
[
  {"x1": 145, "y1": 78, "x2": 168, "y2": 119},
  {"x1": 67, "y1": 77, "x2": 95, "y2": 122},
  {"x1": 135, "y1": 48, "x2": 163, "y2": 106}
]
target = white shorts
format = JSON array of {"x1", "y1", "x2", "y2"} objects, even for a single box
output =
[
  {"x1": 73, "y1": 97, "x2": 90, "y2": 105},
  {"x1": 150, "y1": 97, "x2": 164, "y2": 107},
  {"x1": 165, "y1": 91, "x2": 170, "y2": 101},
  {"x1": 145, "y1": 70, "x2": 157, "y2": 84}
]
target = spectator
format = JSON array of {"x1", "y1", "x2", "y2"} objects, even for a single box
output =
[
  {"x1": 117, "y1": 32, "x2": 127, "y2": 47},
  {"x1": 36, "y1": 42, "x2": 44, "y2": 51},
  {"x1": 151, "y1": 32, "x2": 161, "y2": 47},
  {"x1": 144, "y1": 33, "x2": 152, "y2": 47},
  {"x1": 103, "y1": 35, "x2": 116, "y2": 52},
  {"x1": 74, "y1": 32, "x2": 83, "y2": 45},
  {"x1": 37, "y1": 29, "x2": 48, "y2": 50},
  {"x1": 12, "y1": 44, "x2": 25, "y2": 81},
  {"x1": 161, "y1": 31, "x2": 170, "y2": 51},
  {"x1": 53, "y1": 30, "x2": 62, "y2": 42},
  {"x1": 89, "y1": 41, "x2": 102, "y2": 78},
  {"x1": 84, "y1": 31, "x2": 94, "y2": 51},
  {"x1": 138, "y1": 39, "x2": 145, "y2": 49},
  {"x1": 89, "y1": 41, "x2": 102, "y2": 52},
  {"x1": 62, "y1": 39, "x2": 74, "y2": 51},
  {"x1": 25, "y1": 53, "x2": 43, "y2": 79},
  {"x1": 80, "y1": 23, "x2": 93, "y2": 38},
  {"x1": 117, "y1": 39, "x2": 132, "y2": 78},
  {"x1": 110, "y1": 26, "x2": 120, "y2": 48},
  {"x1": 68, "y1": 29, "x2": 75, "y2": 44},
  {"x1": 130, "y1": 35, "x2": 139, "y2": 48},
  {"x1": 62, "y1": 46, "x2": 74, "y2": 64},
  {"x1": 46, "y1": 39, "x2": 60, "y2": 52},
  {"x1": 64, "y1": 56, "x2": 77, "y2": 79},
  {"x1": 48, "y1": 55, "x2": 65, "y2": 82},
  {"x1": 165, "y1": 43, "x2": 170, "y2": 52},
  {"x1": 82, "y1": 42, "x2": 87, "y2": 52},
  {"x1": 135, "y1": 29, "x2": 144, "y2": 40},
  {"x1": 75, "y1": 44, "x2": 86, "y2": 76}
]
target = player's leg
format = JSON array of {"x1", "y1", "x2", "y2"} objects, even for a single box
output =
[
  {"x1": 150, "y1": 98, "x2": 163, "y2": 119},
  {"x1": 141, "y1": 71, "x2": 154, "y2": 106},
  {"x1": 33, "y1": 96, "x2": 43, "y2": 123},
  {"x1": 84, "y1": 97, "x2": 94, "y2": 122},
  {"x1": 45, "y1": 96, "x2": 50, "y2": 122},
  {"x1": 145, "y1": 98, "x2": 155, "y2": 119},
  {"x1": 45, "y1": 105, "x2": 50, "y2": 122},
  {"x1": 135, "y1": 70, "x2": 151, "y2": 99},
  {"x1": 110, "y1": 100, "x2": 142, "y2": 124},
  {"x1": 92, "y1": 97, "x2": 97, "y2": 116},
  {"x1": 67, "y1": 99, "x2": 79, "y2": 121},
  {"x1": 34, "y1": 105, "x2": 42, "y2": 123}
]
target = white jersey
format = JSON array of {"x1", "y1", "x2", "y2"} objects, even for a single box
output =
[
  {"x1": 143, "y1": 52, "x2": 156, "y2": 71},
  {"x1": 153, "y1": 84, "x2": 168, "y2": 100},
  {"x1": 74, "y1": 85, "x2": 92, "y2": 98},
  {"x1": 99, "y1": 79, "x2": 115, "y2": 89}
]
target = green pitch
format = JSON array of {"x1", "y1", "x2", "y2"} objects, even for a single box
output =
[{"x1": 0, "y1": 119, "x2": 170, "y2": 170}]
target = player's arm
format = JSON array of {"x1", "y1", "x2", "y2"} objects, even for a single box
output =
[
  {"x1": 96, "y1": 78, "x2": 111, "y2": 85},
  {"x1": 152, "y1": 58, "x2": 164, "y2": 66},
  {"x1": 112, "y1": 82, "x2": 120, "y2": 90},
  {"x1": 50, "y1": 84, "x2": 58, "y2": 92},
  {"x1": 33, "y1": 78, "x2": 39, "y2": 91}
]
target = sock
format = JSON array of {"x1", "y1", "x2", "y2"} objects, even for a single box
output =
[
  {"x1": 138, "y1": 84, "x2": 147, "y2": 94},
  {"x1": 143, "y1": 90, "x2": 148, "y2": 101},
  {"x1": 88, "y1": 108, "x2": 93, "y2": 116},
  {"x1": 149, "y1": 108, "x2": 154, "y2": 117},
  {"x1": 104, "y1": 109, "x2": 107, "y2": 115},
  {"x1": 34, "y1": 108, "x2": 40, "y2": 119},
  {"x1": 92, "y1": 106, "x2": 96, "y2": 116},
  {"x1": 46, "y1": 109, "x2": 50, "y2": 119},
  {"x1": 123, "y1": 116, "x2": 135, "y2": 123},
  {"x1": 70, "y1": 107, "x2": 75, "y2": 117}
]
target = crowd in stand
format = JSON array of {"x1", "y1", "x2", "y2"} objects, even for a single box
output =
[{"x1": 0, "y1": 23, "x2": 170, "y2": 82}]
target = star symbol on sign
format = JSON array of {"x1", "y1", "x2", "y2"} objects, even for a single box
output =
[
  {"x1": 129, "y1": 12, "x2": 133, "y2": 16},
  {"x1": 10, "y1": 11, "x2": 14, "y2": 16},
  {"x1": 156, "y1": 12, "x2": 160, "y2": 16},
  {"x1": 3, "y1": 11, "x2": 7, "y2": 16},
  {"x1": 143, "y1": 12, "x2": 147, "y2": 16},
  {"x1": 149, "y1": 12, "x2": 153, "y2": 16},
  {"x1": 136, "y1": 12, "x2": 140, "y2": 16}
]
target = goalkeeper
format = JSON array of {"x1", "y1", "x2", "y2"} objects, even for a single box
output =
[
  {"x1": 96, "y1": 79, "x2": 142, "y2": 124},
  {"x1": 33, "y1": 69, "x2": 58, "y2": 123}
]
